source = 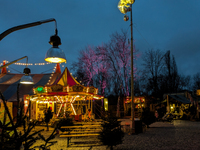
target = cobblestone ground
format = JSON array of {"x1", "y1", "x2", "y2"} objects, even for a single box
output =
[
  {"x1": 115, "y1": 120, "x2": 200, "y2": 150},
  {"x1": 28, "y1": 120, "x2": 200, "y2": 150}
]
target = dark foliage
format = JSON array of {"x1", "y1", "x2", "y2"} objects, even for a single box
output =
[
  {"x1": 0, "y1": 91, "x2": 60, "y2": 150},
  {"x1": 98, "y1": 113, "x2": 124, "y2": 150},
  {"x1": 141, "y1": 107, "x2": 156, "y2": 128}
]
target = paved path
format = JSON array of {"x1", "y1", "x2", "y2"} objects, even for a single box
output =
[
  {"x1": 28, "y1": 120, "x2": 200, "y2": 150},
  {"x1": 116, "y1": 120, "x2": 200, "y2": 150}
]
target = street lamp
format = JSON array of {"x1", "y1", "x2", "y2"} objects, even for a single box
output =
[
  {"x1": 45, "y1": 28, "x2": 66, "y2": 63},
  {"x1": 0, "y1": 18, "x2": 66, "y2": 137},
  {"x1": 0, "y1": 56, "x2": 34, "y2": 84},
  {"x1": 118, "y1": 0, "x2": 135, "y2": 134},
  {"x1": 0, "y1": 18, "x2": 66, "y2": 63},
  {"x1": 0, "y1": 56, "x2": 34, "y2": 134},
  {"x1": 20, "y1": 67, "x2": 34, "y2": 84}
]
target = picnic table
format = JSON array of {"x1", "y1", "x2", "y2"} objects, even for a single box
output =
[{"x1": 59, "y1": 124, "x2": 102, "y2": 147}]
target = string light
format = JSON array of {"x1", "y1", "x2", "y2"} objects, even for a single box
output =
[
  {"x1": 0, "y1": 60, "x2": 66, "y2": 67},
  {"x1": 71, "y1": 103, "x2": 77, "y2": 115},
  {"x1": 46, "y1": 64, "x2": 57, "y2": 85}
]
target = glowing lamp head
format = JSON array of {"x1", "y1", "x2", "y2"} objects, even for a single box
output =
[
  {"x1": 20, "y1": 68, "x2": 34, "y2": 84},
  {"x1": 45, "y1": 34, "x2": 66, "y2": 63}
]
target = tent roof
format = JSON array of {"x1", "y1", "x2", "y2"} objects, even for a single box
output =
[
  {"x1": 53, "y1": 67, "x2": 80, "y2": 86},
  {"x1": 0, "y1": 72, "x2": 61, "y2": 101},
  {"x1": 168, "y1": 94, "x2": 191, "y2": 104}
]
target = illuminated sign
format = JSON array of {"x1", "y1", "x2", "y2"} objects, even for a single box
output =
[{"x1": 34, "y1": 86, "x2": 46, "y2": 94}]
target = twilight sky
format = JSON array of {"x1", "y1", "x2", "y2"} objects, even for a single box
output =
[{"x1": 0, "y1": 0, "x2": 200, "y2": 77}]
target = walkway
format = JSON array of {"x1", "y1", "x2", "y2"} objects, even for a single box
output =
[{"x1": 28, "y1": 120, "x2": 200, "y2": 150}]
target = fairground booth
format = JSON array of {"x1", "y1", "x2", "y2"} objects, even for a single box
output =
[
  {"x1": 123, "y1": 96, "x2": 154, "y2": 118},
  {"x1": 24, "y1": 67, "x2": 104, "y2": 122}
]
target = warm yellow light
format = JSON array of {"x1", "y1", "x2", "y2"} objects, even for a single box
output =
[
  {"x1": 118, "y1": 4, "x2": 126, "y2": 14},
  {"x1": 45, "y1": 57, "x2": 66, "y2": 63},
  {"x1": 118, "y1": 0, "x2": 135, "y2": 14},
  {"x1": 57, "y1": 104, "x2": 62, "y2": 117},
  {"x1": 71, "y1": 103, "x2": 77, "y2": 115},
  {"x1": 127, "y1": 0, "x2": 135, "y2": 3},
  {"x1": 20, "y1": 81, "x2": 34, "y2": 84}
]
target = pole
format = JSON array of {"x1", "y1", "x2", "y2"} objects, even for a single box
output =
[
  {"x1": 0, "y1": 56, "x2": 27, "y2": 70},
  {"x1": 17, "y1": 83, "x2": 20, "y2": 124},
  {"x1": 130, "y1": 4, "x2": 135, "y2": 134},
  {"x1": 0, "y1": 18, "x2": 56, "y2": 41}
]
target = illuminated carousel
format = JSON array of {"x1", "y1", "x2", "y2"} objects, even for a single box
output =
[{"x1": 24, "y1": 67, "x2": 104, "y2": 121}]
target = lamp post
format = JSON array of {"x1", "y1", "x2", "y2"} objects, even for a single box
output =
[
  {"x1": 118, "y1": 0, "x2": 135, "y2": 134},
  {"x1": 0, "y1": 56, "x2": 34, "y2": 124},
  {"x1": 0, "y1": 18, "x2": 67, "y2": 63},
  {"x1": 0, "y1": 56, "x2": 34, "y2": 84},
  {"x1": 0, "y1": 18, "x2": 66, "y2": 135}
]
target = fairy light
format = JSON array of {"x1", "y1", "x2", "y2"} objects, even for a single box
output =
[
  {"x1": 71, "y1": 96, "x2": 78, "y2": 103},
  {"x1": 56, "y1": 104, "x2": 63, "y2": 117},
  {"x1": 71, "y1": 103, "x2": 77, "y2": 115},
  {"x1": 3, "y1": 60, "x2": 53, "y2": 66},
  {"x1": 70, "y1": 96, "x2": 74, "y2": 103},
  {"x1": 47, "y1": 64, "x2": 57, "y2": 85}
]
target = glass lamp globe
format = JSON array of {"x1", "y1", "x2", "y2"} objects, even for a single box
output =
[
  {"x1": 45, "y1": 47, "x2": 66, "y2": 63},
  {"x1": 20, "y1": 75, "x2": 34, "y2": 84}
]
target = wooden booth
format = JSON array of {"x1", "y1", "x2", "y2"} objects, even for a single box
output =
[{"x1": 123, "y1": 96, "x2": 152, "y2": 118}]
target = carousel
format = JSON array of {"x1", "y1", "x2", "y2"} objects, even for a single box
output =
[{"x1": 24, "y1": 67, "x2": 104, "y2": 121}]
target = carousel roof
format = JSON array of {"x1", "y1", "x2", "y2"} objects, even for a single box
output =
[
  {"x1": 53, "y1": 67, "x2": 80, "y2": 86},
  {"x1": 31, "y1": 67, "x2": 103, "y2": 101}
]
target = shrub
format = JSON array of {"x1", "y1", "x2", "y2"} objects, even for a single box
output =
[
  {"x1": 98, "y1": 113, "x2": 124, "y2": 150},
  {"x1": 141, "y1": 107, "x2": 156, "y2": 128}
]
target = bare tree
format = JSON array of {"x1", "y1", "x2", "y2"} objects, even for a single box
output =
[
  {"x1": 141, "y1": 49, "x2": 165, "y2": 97},
  {"x1": 192, "y1": 73, "x2": 200, "y2": 91},
  {"x1": 162, "y1": 50, "x2": 180, "y2": 93},
  {"x1": 178, "y1": 74, "x2": 191, "y2": 91},
  {"x1": 98, "y1": 30, "x2": 138, "y2": 96},
  {"x1": 71, "y1": 30, "x2": 139, "y2": 97}
]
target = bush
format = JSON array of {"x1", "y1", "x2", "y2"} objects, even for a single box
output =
[
  {"x1": 141, "y1": 107, "x2": 156, "y2": 128},
  {"x1": 0, "y1": 91, "x2": 59, "y2": 150},
  {"x1": 98, "y1": 113, "x2": 124, "y2": 150}
]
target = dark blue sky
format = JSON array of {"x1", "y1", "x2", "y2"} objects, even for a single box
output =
[{"x1": 0, "y1": 0, "x2": 200, "y2": 76}]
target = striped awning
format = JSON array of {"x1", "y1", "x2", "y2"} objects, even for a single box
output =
[{"x1": 0, "y1": 72, "x2": 61, "y2": 101}]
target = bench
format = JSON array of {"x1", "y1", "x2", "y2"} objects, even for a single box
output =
[
  {"x1": 61, "y1": 129, "x2": 102, "y2": 135},
  {"x1": 61, "y1": 124, "x2": 101, "y2": 128},
  {"x1": 59, "y1": 125, "x2": 102, "y2": 147}
]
